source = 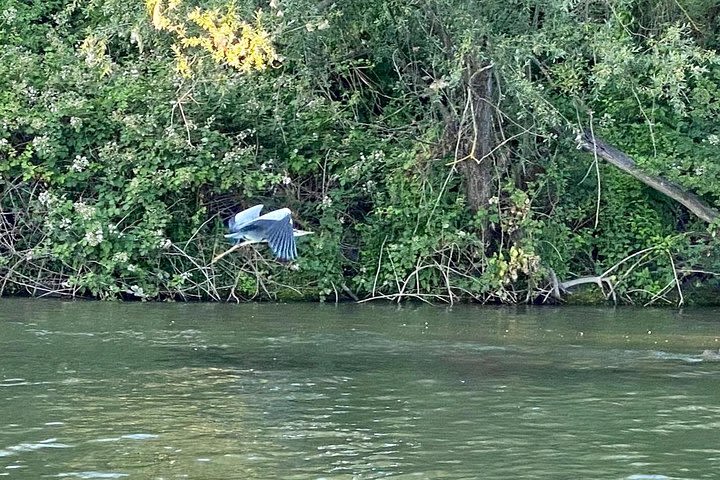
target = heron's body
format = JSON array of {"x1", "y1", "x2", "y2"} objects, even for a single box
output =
[{"x1": 216, "y1": 204, "x2": 311, "y2": 262}]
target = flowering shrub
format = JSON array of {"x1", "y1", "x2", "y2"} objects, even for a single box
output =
[{"x1": 1, "y1": 0, "x2": 720, "y2": 304}]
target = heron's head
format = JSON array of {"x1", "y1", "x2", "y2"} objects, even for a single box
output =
[{"x1": 292, "y1": 229, "x2": 313, "y2": 237}]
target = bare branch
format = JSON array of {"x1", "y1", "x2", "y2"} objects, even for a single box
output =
[{"x1": 578, "y1": 130, "x2": 720, "y2": 223}]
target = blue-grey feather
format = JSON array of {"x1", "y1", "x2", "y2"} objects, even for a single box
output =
[{"x1": 229, "y1": 204, "x2": 264, "y2": 233}]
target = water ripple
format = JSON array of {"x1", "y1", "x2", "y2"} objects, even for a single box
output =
[
  {"x1": 2, "y1": 301, "x2": 720, "y2": 478},
  {"x1": 0, "y1": 438, "x2": 72, "y2": 457},
  {"x1": 55, "y1": 472, "x2": 129, "y2": 479}
]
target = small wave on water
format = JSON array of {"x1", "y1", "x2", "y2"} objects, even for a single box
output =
[
  {"x1": 55, "y1": 472, "x2": 129, "y2": 479},
  {"x1": 90, "y1": 433, "x2": 159, "y2": 443},
  {"x1": 0, "y1": 378, "x2": 29, "y2": 387},
  {"x1": 650, "y1": 351, "x2": 705, "y2": 363},
  {"x1": 625, "y1": 475, "x2": 671, "y2": 480},
  {"x1": 0, "y1": 438, "x2": 72, "y2": 457}
]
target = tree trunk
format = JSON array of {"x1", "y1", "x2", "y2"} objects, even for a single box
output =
[{"x1": 457, "y1": 62, "x2": 496, "y2": 213}]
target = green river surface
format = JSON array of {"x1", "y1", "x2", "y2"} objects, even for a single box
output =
[{"x1": 1, "y1": 299, "x2": 720, "y2": 479}]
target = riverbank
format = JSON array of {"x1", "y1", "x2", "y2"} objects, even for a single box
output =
[{"x1": 2, "y1": 1, "x2": 720, "y2": 306}]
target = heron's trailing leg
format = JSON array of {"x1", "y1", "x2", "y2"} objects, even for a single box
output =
[{"x1": 211, "y1": 240, "x2": 258, "y2": 264}]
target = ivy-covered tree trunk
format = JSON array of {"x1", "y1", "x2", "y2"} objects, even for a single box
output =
[{"x1": 455, "y1": 59, "x2": 497, "y2": 214}]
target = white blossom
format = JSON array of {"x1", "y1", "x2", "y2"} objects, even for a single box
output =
[
  {"x1": 429, "y1": 79, "x2": 449, "y2": 91},
  {"x1": 84, "y1": 227, "x2": 104, "y2": 246},
  {"x1": 32, "y1": 135, "x2": 51, "y2": 155},
  {"x1": 70, "y1": 155, "x2": 89, "y2": 172},
  {"x1": 38, "y1": 191, "x2": 51, "y2": 205},
  {"x1": 129, "y1": 285, "x2": 146, "y2": 297},
  {"x1": 74, "y1": 201, "x2": 95, "y2": 221},
  {"x1": 361, "y1": 180, "x2": 376, "y2": 193},
  {"x1": 25, "y1": 85, "x2": 38, "y2": 101},
  {"x1": 2, "y1": 6, "x2": 18, "y2": 22},
  {"x1": 112, "y1": 252, "x2": 129, "y2": 263},
  {"x1": 260, "y1": 158, "x2": 274, "y2": 171}
]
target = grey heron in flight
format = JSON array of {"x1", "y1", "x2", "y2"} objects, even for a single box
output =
[{"x1": 211, "y1": 204, "x2": 312, "y2": 263}]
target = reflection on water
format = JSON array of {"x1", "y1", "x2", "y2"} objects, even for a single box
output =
[{"x1": 1, "y1": 300, "x2": 720, "y2": 478}]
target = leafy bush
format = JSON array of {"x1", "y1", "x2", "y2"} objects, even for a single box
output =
[{"x1": 2, "y1": 0, "x2": 720, "y2": 305}]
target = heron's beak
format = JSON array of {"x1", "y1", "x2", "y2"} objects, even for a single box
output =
[{"x1": 293, "y1": 229, "x2": 313, "y2": 237}]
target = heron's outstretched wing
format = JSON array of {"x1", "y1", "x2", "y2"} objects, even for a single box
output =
[
  {"x1": 229, "y1": 204, "x2": 264, "y2": 233},
  {"x1": 254, "y1": 208, "x2": 297, "y2": 261}
]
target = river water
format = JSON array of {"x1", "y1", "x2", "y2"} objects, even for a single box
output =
[{"x1": 1, "y1": 299, "x2": 719, "y2": 479}]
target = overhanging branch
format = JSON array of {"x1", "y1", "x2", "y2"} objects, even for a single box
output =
[{"x1": 577, "y1": 130, "x2": 720, "y2": 223}]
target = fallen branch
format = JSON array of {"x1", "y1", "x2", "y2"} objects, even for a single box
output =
[
  {"x1": 560, "y1": 276, "x2": 611, "y2": 290},
  {"x1": 560, "y1": 275, "x2": 615, "y2": 303},
  {"x1": 341, "y1": 283, "x2": 359, "y2": 301},
  {"x1": 577, "y1": 130, "x2": 720, "y2": 223},
  {"x1": 547, "y1": 246, "x2": 662, "y2": 304}
]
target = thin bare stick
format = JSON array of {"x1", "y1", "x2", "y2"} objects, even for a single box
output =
[
  {"x1": 446, "y1": 128, "x2": 527, "y2": 166},
  {"x1": 331, "y1": 281, "x2": 339, "y2": 304},
  {"x1": 453, "y1": 86, "x2": 473, "y2": 163},
  {"x1": 170, "y1": 243, "x2": 220, "y2": 301},
  {"x1": 398, "y1": 262, "x2": 436, "y2": 301},
  {"x1": 371, "y1": 236, "x2": 388, "y2": 297},
  {"x1": 557, "y1": 247, "x2": 658, "y2": 303},
  {"x1": 631, "y1": 85, "x2": 657, "y2": 157},
  {"x1": 444, "y1": 244, "x2": 455, "y2": 305},
  {"x1": 358, "y1": 292, "x2": 448, "y2": 305},
  {"x1": 183, "y1": 215, "x2": 217, "y2": 250},
  {"x1": 643, "y1": 278, "x2": 677, "y2": 307},
  {"x1": 587, "y1": 115, "x2": 601, "y2": 229},
  {"x1": 667, "y1": 250, "x2": 684, "y2": 306}
]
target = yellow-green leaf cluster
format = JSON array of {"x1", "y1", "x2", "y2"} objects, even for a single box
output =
[
  {"x1": 145, "y1": 0, "x2": 277, "y2": 77},
  {"x1": 78, "y1": 35, "x2": 113, "y2": 77}
]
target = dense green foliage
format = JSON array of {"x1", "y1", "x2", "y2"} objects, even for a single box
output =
[{"x1": 1, "y1": 0, "x2": 720, "y2": 304}]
